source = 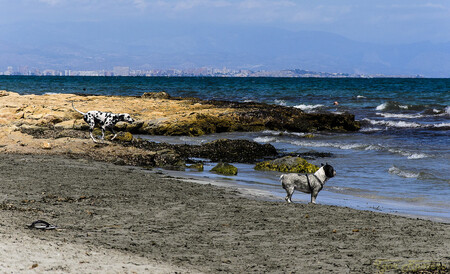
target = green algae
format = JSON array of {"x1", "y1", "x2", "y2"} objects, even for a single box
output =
[
  {"x1": 254, "y1": 156, "x2": 319, "y2": 173},
  {"x1": 211, "y1": 162, "x2": 238, "y2": 176}
]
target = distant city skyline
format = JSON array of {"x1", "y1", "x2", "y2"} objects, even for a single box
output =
[
  {"x1": 1, "y1": 1, "x2": 449, "y2": 77},
  {"x1": 0, "y1": 65, "x2": 421, "y2": 78}
]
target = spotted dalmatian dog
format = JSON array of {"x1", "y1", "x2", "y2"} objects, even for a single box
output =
[{"x1": 72, "y1": 102, "x2": 134, "y2": 143}]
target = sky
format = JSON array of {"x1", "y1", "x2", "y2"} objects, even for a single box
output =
[
  {"x1": 2, "y1": 0, "x2": 449, "y2": 44},
  {"x1": 1, "y1": 0, "x2": 450, "y2": 76}
]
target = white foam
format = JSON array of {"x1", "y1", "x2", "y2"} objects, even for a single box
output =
[
  {"x1": 388, "y1": 148, "x2": 429, "y2": 159},
  {"x1": 375, "y1": 103, "x2": 388, "y2": 111},
  {"x1": 433, "y1": 122, "x2": 450, "y2": 128},
  {"x1": 407, "y1": 153, "x2": 428, "y2": 159},
  {"x1": 389, "y1": 166, "x2": 420, "y2": 178},
  {"x1": 292, "y1": 140, "x2": 367, "y2": 150},
  {"x1": 254, "y1": 136, "x2": 277, "y2": 143},
  {"x1": 360, "y1": 127, "x2": 383, "y2": 132},
  {"x1": 376, "y1": 102, "x2": 409, "y2": 111},
  {"x1": 293, "y1": 104, "x2": 324, "y2": 112},
  {"x1": 274, "y1": 99, "x2": 287, "y2": 106},
  {"x1": 376, "y1": 113, "x2": 423, "y2": 119},
  {"x1": 445, "y1": 106, "x2": 450, "y2": 115},
  {"x1": 356, "y1": 95, "x2": 366, "y2": 99},
  {"x1": 363, "y1": 118, "x2": 422, "y2": 128}
]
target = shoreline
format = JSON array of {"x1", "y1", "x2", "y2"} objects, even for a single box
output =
[
  {"x1": 162, "y1": 166, "x2": 450, "y2": 224},
  {"x1": 1, "y1": 153, "x2": 449, "y2": 273}
]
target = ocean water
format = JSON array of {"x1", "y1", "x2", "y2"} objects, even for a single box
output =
[{"x1": 1, "y1": 76, "x2": 449, "y2": 222}]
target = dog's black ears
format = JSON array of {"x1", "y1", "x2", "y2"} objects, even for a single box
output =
[{"x1": 321, "y1": 163, "x2": 324, "y2": 166}]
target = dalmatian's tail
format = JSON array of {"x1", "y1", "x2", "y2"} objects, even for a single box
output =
[{"x1": 71, "y1": 102, "x2": 85, "y2": 115}]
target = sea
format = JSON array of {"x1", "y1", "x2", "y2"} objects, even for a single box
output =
[{"x1": 1, "y1": 76, "x2": 449, "y2": 222}]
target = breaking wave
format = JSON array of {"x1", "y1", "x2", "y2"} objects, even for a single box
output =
[
  {"x1": 363, "y1": 118, "x2": 422, "y2": 128},
  {"x1": 376, "y1": 113, "x2": 423, "y2": 119},
  {"x1": 389, "y1": 166, "x2": 421, "y2": 179},
  {"x1": 293, "y1": 104, "x2": 324, "y2": 112}
]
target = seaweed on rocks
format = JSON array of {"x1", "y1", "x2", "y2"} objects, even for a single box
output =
[
  {"x1": 126, "y1": 138, "x2": 278, "y2": 164},
  {"x1": 204, "y1": 99, "x2": 361, "y2": 132},
  {"x1": 139, "y1": 98, "x2": 360, "y2": 136}
]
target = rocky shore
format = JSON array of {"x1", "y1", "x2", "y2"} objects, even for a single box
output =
[{"x1": 0, "y1": 90, "x2": 359, "y2": 168}]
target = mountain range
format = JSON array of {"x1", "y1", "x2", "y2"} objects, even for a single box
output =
[{"x1": 1, "y1": 21, "x2": 449, "y2": 77}]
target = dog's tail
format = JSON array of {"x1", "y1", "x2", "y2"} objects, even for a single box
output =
[{"x1": 71, "y1": 101, "x2": 85, "y2": 115}]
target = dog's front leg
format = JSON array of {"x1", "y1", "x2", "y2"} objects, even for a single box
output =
[
  {"x1": 310, "y1": 191, "x2": 318, "y2": 204},
  {"x1": 101, "y1": 127, "x2": 106, "y2": 140},
  {"x1": 89, "y1": 124, "x2": 99, "y2": 143}
]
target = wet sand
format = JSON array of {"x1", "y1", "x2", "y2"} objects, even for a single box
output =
[{"x1": 0, "y1": 153, "x2": 449, "y2": 273}]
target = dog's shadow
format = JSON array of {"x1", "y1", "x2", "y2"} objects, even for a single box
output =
[{"x1": 93, "y1": 141, "x2": 112, "y2": 147}]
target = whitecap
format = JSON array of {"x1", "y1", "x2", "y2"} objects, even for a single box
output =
[
  {"x1": 388, "y1": 166, "x2": 420, "y2": 178},
  {"x1": 445, "y1": 106, "x2": 450, "y2": 115},
  {"x1": 387, "y1": 148, "x2": 429, "y2": 159},
  {"x1": 356, "y1": 95, "x2": 366, "y2": 99},
  {"x1": 293, "y1": 104, "x2": 324, "y2": 112},
  {"x1": 261, "y1": 130, "x2": 309, "y2": 137},
  {"x1": 274, "y1": 99, "x2": 287, "y2": 106},
  {"x1": 376, "y1": 113, "x2": 423, "y2": 119},
  {"x1": 363, "y1": 118, "x2": 422, "y2": 128},
  {"x1": 432, "y1": 122, "x2": 450, "y2": 128},
  {"x1": 365, "y1": 144, "x2": 383, "y2": 151},
  {"x1": 254, "y1": 136, "x2": 277, "y2": 143},
  {"x1": 407, "y1": 153, "x2": 428, "y2": 159},
  {"x1": 375, "y1": 103, "x2": 388, "y2": 111},
  {"x1": 292, "y1": 140, "x2": 367, "y2": 150},
  {"x1": 360, "y1": 127, "x2": 383, "y2": 132}
]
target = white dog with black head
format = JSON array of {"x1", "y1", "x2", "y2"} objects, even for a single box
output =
[{"x1": 280, "y1": 163, "x2": 336, "y2": 204}]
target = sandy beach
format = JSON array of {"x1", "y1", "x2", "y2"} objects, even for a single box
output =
[{"x1": 1, "y1": 153, "x2": 449, "y2": 273}]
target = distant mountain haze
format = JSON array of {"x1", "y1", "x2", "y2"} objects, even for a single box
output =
[{"x1": 1, "y1": 21, "x2": 449, "y2": 77}]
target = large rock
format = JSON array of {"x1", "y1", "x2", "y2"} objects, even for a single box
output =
[
  {"x1": 255, "y1": 156, "x2": 319, "y2": 173},
  {"x1": 175, "y1": 139, "x2": 278, "y2": 163},
  {"x1": 141, "y1": 91, "x2": 171, "y2": 99},
  {"x1": 211, "y1": 162, "x2": 238, "y2": 176}
]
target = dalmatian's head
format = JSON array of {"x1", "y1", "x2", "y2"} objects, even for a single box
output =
[{"x1": 119, "y1": 113, "x2": 135, "y2": 124}]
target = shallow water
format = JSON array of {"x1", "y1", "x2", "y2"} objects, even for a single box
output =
[{"x1": 141, "y1": 131, "x2": 450, "y2": 223}]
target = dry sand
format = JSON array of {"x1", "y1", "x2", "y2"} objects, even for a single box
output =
[{"x1": 0, "y1": 153, "x2": 449, "y2": 273}]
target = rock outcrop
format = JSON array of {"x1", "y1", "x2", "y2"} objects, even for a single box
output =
[
  {"x1": 211, "y1": 162, "x2": 238, "y2": 176},
  {"x1": 0, "y1": 90, "x2": 359, "y2": 169},
  {"x1": 254, "y1": 156, "x2": 319, "y2": 173}
]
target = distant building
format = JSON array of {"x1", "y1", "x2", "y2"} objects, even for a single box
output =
[
  {"x1": 113, "y1": 66, "x2": 130, "y2": 76},
  {"x1": 4, "y1": 66, "x2": 13, "y2": 75}
]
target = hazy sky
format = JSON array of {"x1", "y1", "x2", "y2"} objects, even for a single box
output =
[
  {"x1": 1, "y1": 0, "x2": 450, "y2": 76},
  {"x1": 1, "y1": 0, "x2": 449, "y2": 44}
]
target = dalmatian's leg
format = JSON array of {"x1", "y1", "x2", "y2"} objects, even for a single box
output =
[
  {"x1": 89, "y1": 123, "x2": 98, "y2": 143},
  {"x1": 110, "y1": 126, "x2": 118, "y2": 140},
  {"x1": 101, "y1": 126, "x2": 106, "y2": 140}
]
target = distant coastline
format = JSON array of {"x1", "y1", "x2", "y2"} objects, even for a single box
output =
[{"x1": 0, "y1": 66, "x2": 423, "y2": 78}]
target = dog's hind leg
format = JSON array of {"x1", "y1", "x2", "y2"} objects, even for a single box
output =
[
  {"x1": 110, "y1": 127, "x2": 118, "y2": 140},
  {"x1": 284, "y1": 186, "x2": 294, "y2": 203}
]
